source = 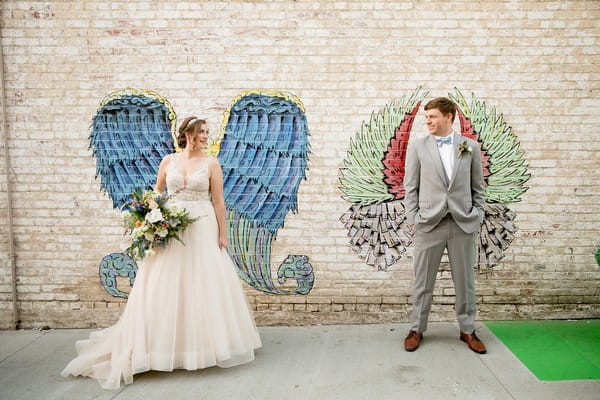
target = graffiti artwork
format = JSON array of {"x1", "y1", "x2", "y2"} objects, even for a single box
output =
[
  {"x1": 98, "y1": 252, "x2": 138, "y2": 298},
  {"x1": 90, "y1": 89, "x2": 177, "y2": 209},
  {"x1": 90, "y1": 89, "x2": 314, "y2": 297},
  {"x1": 339, "y1": 87, "x2": 530, "y2": 270},
  {"x1": 215, "y1": 92, "x2": 314, "y2": 294}
]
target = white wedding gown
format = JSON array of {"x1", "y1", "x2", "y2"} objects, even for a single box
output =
[{"x1": 62, "y1": 155, "x2": 262, "y2": 389}]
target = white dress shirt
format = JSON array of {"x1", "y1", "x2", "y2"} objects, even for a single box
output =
[{"x1": 437, "y1": 132, "x2": 454, "y2": 182}]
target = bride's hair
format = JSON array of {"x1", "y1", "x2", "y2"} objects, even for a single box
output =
[{"x1": 177, "y1": 117, "x2": 206, "y2": 148}]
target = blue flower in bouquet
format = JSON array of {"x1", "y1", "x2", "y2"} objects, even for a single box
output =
[{"x1": 121, "y1": 188, "x2": 198, "y2": 260}]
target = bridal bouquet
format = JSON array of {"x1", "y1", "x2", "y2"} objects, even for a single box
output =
[{"x1": 121, "y1": 188, "x2": 198, "y2": 260}]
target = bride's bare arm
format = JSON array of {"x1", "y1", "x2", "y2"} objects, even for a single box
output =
[
  {"x1": 209, "y1": 157, "x2": 228, "y2": 249},
  {"x1": 154, "y1": 155, "x2": 170, "y2": 192}
]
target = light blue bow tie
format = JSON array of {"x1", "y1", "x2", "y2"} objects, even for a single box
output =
[{"x1": 436, "y1": 136, "x2": 452, "y2": 146}]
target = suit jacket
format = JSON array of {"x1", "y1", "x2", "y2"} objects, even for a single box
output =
[{"x1": 404, "y1": 132, "x2": 485, "y2": 233}]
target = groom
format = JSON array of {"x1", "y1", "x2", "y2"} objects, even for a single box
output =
[{"x1": 403, "y1": 97, "x2": 487, "y2": 354}]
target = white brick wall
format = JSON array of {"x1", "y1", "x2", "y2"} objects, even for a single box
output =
[{"x1": 0, "y1": 0, "x2": 599, "y2": 329}]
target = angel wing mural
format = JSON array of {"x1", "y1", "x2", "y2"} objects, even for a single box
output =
[
  {"x1": 90, "y1": 89, "x2": 176, "y2": 208},
  {"x1": 340, "y1": 87, "x2": 530, "y2": 270},
  {"x1": 339, "y1": 88, "x2": 429, "y2": 270},
  {"x1": 212, "y1": 91, "x2": 314, "y2": 295},
  {"x1": 449, "y1": 89, "x2": 530, "y2": 267},
  {"x1": 90, "y1": 89, "x2": 176, "y2": 298},
  {"x1": 90, "y1": 89, "x2": 313, "y2": 297}
]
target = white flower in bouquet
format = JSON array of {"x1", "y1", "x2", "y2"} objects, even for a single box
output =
[
  {"x1": 147, "y1": 198, "x2": 159, "y2": 209},
  {"x1": 144, "y1": 231, "x2": 155, "y2": 241},
  {"x1": 145, "y1": 208, "x2": 164, "y2": 224},
  {"x1": 156, "y1": 228, "x2": 169, "y2": 238},
  {"x1": 168, "y1": 204, "x2": 183, "y2": 214}
]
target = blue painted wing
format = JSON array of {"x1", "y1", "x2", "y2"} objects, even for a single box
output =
[
  {"x1": 218, "y1": 94, "x2": 310, "y2": 233},
  {"x1": 90, "y1": 95, "x2": 174, "y2": 208}
]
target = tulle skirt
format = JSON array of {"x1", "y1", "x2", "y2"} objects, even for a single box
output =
[{"x1": 61, "y1": 200, "x2": 262, "y2": 389}]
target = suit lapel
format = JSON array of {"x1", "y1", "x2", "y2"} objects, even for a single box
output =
[
  {"x1": 448, "y1": 132, "x2": 464, "y2": 189},
  {"x1": 425, "y1": 136, "x2": 449, "y2": 186}
]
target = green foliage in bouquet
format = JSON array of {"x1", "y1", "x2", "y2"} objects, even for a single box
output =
[{"x1": 122, "y1": 188, "x2": 198, "y2": 260}]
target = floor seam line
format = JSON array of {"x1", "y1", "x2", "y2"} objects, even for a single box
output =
[{"x1": 0, "y1": 330, "x2": 50, "y2": 364}]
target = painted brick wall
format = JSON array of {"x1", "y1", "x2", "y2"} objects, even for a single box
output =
[{"x1": 0, "y1": 0, "x2": 598, "y2": 329}]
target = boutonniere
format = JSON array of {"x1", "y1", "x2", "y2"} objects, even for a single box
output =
[{"x1": 457, "y1": 141, "x2": 472, "y2": 156}]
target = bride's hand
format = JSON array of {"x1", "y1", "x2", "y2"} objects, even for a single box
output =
[{"x1": 218, "y1": 235, "x2": 228, "y2": 250}]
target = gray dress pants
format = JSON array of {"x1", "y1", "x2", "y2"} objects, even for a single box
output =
[{"x1": 410, "y1": 215, "x2": 477, "y2": 334}]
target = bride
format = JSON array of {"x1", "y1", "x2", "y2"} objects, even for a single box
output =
[{"x1": 62, "y1": 116, "x2": 262, "y2": 389}]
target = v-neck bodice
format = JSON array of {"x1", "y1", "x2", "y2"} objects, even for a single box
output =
[{"x1": 166, "y1": 155, "x2": 211, "y2": 202}]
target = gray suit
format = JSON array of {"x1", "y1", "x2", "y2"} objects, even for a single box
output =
[{"x1": 404, "y1": 132, "x2": 485, "y2": 334}]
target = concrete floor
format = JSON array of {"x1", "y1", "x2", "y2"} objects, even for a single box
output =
[{"x1": 1, "y1": 322, "x2": 598, "y2": 400}]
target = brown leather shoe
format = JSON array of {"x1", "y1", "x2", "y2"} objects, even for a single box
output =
[
  {"x1": 460, "y1": 331, "x2": 487, "y2": 354},
  {"x1": 404, "y1": 330, "x2": 423, "y2": 352}
]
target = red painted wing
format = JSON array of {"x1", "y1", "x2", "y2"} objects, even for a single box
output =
[
  {"x1": 382, "y1": 102, "x2": 421, "y2": 199},
  {"x1": 458, "y1": 109, "x2": 491, "y2": 179}
]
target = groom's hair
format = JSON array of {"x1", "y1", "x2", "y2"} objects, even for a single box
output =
[{"x1": 424, "y1": 97, "x2": 457, "y2": 122}]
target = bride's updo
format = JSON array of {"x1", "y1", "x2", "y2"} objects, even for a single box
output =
[{"x1": 177, "y1": 117, "x2": 206, "y2": 148}]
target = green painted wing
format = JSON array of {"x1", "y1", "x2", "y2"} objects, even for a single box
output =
[
  {"x1": 450, "y1": 89, "x2": 530, "y2": 203},
  {"x1": 339, "y1": 88, "x2": 428, "y2": 205}
]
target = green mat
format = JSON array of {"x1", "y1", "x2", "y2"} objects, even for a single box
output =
[{"x1": 484, "y1": 320, "x2": 600, "y2": 381}]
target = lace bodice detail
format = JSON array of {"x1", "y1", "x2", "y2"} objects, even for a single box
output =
[{"x1": 166, "y1": 155, "x2": 211, "y2": 202}]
